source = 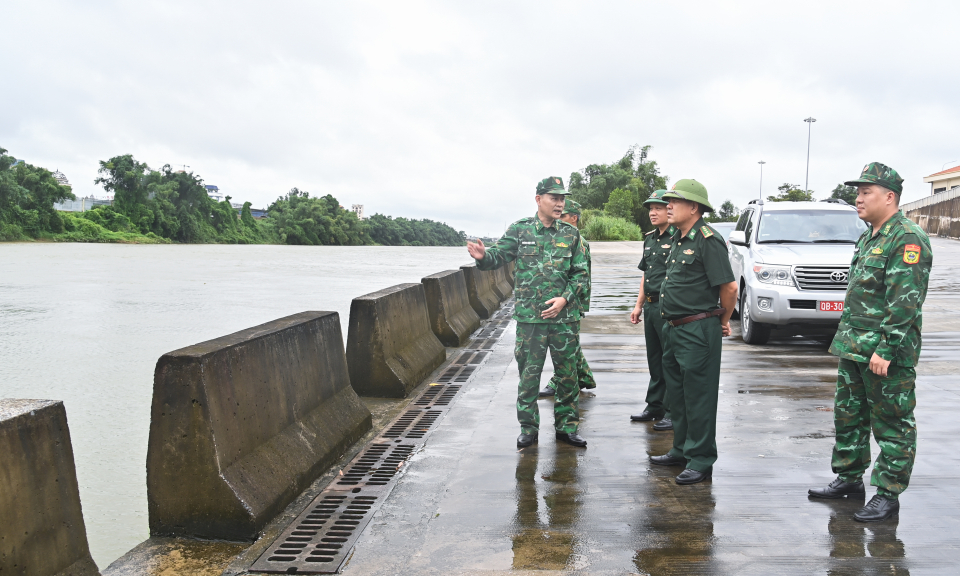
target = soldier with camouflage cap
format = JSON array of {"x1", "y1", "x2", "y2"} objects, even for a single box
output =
[
  {"x1": 809, "y1": 162, "x2": 932, "y2": 522},
  {"x1": 647, "y1": 179, "x2": 738, "y2": 485},
  {"x1": 468, "y1": 177, "x2": 590, "y2": 449},
  {"x1": 629, "y1": 190, "x2": 677, "y2": 431},
  {"x1": 541, "y1": 199, "x2": 596, "y2": 397}
]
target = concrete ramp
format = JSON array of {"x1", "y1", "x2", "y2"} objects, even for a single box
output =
[
  {"x1": 146, "y1": 311, "x2": 371, "y2": 541},
  {"x1": 422, "y1": 270, "x2": 482, "y2": 347},
  {"x1": 346, "y1": 283, "x2": 446, "y2": 398},
  {"x1": 0, "y1": 399, "x2": 100, "y2": 576}
]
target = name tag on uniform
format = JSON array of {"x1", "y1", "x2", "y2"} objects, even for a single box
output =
[{"x1": 521, "y1": 241, "x2": 536, "y2": 245}]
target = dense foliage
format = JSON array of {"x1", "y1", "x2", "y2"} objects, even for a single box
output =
[
  {"x1": 829, "y1": 183, "x2": 857, "y2": 205},
  {"x1": 579, "y1": 209, "x2": 644, "y2": 241},
  {"x1": 706, "y1": 200, "x2": 740, "y2": 223},
  {"x1": 1, "y1": 147, "x2": 464, "y2": 246},
  {"x1": 0, "y1": 147, "x2": 76, "y2": 240},
  {"x1": 767, "y1": 183, "x2": 815, "y2": 203},
  {"x1": 568, "y1": 145, "x2": 668, "y2": 234}
]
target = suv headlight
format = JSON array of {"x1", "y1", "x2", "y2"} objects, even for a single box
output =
[{"x1": 753, "y1": 265, "x2": 794, "y2": 287}]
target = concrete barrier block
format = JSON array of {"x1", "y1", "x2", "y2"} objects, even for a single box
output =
[
  {"x1": 460, "y1": 264, "x2": 500, "y2": 319},
  {"x1": 147, "y1": 311, "x2": 371, "y2": 541},
  {"x1": 346, "y1": 283, "x2": 446, "y2": 397},
  {"x1": 491, "y1": 266, "x2": 514, "y2": 301},
  {"x1": 0, "y1": 399, "x2": 100, "y2": 576},
  {"x1": 422, "y1": 270, "x2": 482, "y2": 347}
]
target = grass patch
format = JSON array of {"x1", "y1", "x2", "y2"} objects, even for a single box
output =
[{"x1": 580, "y1": 209, "x2": 644, "y2": 241}]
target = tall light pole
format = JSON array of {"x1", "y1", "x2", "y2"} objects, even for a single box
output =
[
  {"x1": 758, "y1": 160, "x2": 766, "y2": 196},
  {"x1": 804, "y1": 117, "x2": 816, "y2": 193}
]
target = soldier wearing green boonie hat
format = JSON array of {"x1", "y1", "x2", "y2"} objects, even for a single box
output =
[
  {"x1": 809, "y1": 162, "x2": 932, "y2": 523},
  {"x1": 629, "y1": 190, "x2": 677, "y2": 431},
  {"x1": 467, "y1": 176, "x2": 590, "y2": 449},
  {"x1": 648, "y1": 179, "x2": 738, "y2": 485},
  {"x1": 541, "y1": 199, "x2": 596, "y2": 397}
]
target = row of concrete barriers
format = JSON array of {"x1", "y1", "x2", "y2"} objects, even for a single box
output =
[{"x1": 0, "y1": 262, "x2": 513, "y2": 576}]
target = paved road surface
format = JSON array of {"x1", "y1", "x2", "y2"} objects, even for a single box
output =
[{"x1": 336, "y1": 238, "x2": 960, "y2": 576}]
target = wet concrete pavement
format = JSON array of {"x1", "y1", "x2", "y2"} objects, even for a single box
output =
[{"x1": 335, "y1": 238, "x2": 960, "y2": 576}]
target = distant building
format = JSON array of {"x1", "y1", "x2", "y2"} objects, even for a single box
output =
[
  {"x1": 52, "y1": 170, "x2": 71, "y2": 188},
  {"x1": 351, "y1": 204, "x2": 365, "y2": 219},
  {"x1": 923, "y1": 165, "x2": 960, "y2": 195},
  {"x1": 204, "y1": 184, "x2": 226, "y2": 203}
]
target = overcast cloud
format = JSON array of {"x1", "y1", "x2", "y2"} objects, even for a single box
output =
[{"x1": 3, "y1": 0, "x2": 960, "y2": 236}]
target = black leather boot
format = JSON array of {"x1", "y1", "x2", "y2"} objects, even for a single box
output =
[
  {"x1": 517, "y1": 432, "x2": 538, "y2": 448},
  {"x1": 808, "y1": 477, "x2": 865, "y2": 499},
  {"x1": 854, "y1": 495, "x2": 900, "y2": 522}
]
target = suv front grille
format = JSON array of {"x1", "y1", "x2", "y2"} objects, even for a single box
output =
[{"x1": 794, "y1": 266, "x2": 850, "y2": 291}]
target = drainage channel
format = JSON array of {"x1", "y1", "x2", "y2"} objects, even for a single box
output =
[{"x1": 249, "y1": 298, "x2": 514, "y2": 574}]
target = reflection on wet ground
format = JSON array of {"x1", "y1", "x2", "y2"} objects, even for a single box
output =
[{"x1": 341, "y1": 240, "x2": 960, "y2": 575}]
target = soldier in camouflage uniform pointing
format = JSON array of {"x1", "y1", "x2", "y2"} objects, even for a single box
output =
[
  {"x1": 467, "y1": 177, "x2": 590, "y2": 449},
  {"x1": 809, "y1": 162, "x2": 932, "y2": 523},
  {"x1": 541, "y1": 199, "x2": 596, "y2": 396}
]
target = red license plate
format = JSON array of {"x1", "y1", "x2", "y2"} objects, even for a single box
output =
[{"x1": 819, "y1": 301, "x2": 844, "y2": 312}]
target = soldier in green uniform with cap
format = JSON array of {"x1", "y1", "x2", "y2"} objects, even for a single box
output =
[
  {"x1": 647, "y1": 179, "x2": 738, "y2": 485},
  {"x1": 629, "y1": 190, "x2": 677, "y2": 431},
  {"x1": 808, "y1": 162, "x2": 932, "y2": 522},
  {"x1": 540, "y1": 199, "x2": 596, "y2": 396},
  {"x1": 467, "y1": 177, "x2": 590, "y2": 449}
]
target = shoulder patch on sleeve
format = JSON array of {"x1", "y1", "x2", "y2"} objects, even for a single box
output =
[
  {"x1": 903, "y1": 244, "x2": 921, "y2": 264},
  {"x1": 700, "y1": 225, "x2": 714, "y2": 238}
]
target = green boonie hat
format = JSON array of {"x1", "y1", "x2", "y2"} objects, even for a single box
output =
[
  {"x1": 561, "y1": 199, "x2": 582, "y2": 217},
  {"x1": 844, "y1": 162, "x2": 903, "y2": 195},
  {"x1": 643, "y1": 189, "x2": 670, "y2": 206},
  {"x1": 536, "y1": 176, "x2": 571, "y2": 195},
  {"x1": 661, "y1": 179, "x2": 714, "y2": 212}
]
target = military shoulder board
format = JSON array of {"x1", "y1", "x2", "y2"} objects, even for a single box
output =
[
  {"x1": 700, "y1": 226, "x2": 714, "y2": 238},
  {"x1": 644, "y1": 230, "x2": 655, "y2": 236}
]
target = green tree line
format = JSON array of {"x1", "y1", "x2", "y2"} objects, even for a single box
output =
[{"x1": 0, "y1": 148, "x2": 464, "y2": 246}]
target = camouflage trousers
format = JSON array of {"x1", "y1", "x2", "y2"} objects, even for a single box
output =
[
  {"x1": 515, "y1": 321, "x2": 580, "y2": 435},
  {"x1": 546, "y1": 321, "x2": 596, "y2": 391},
  {"x1": 832, "y1": 358, "x2": 917, "y2": 500}
]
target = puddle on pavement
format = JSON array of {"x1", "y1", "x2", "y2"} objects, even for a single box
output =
[
  {"x1": 511, "y1": 448, "x2": 583, "y2": 571},
  {"x1": 633, "y1": 483, "x2": 717, "y2": 574},
  {"x1": 734, "y1": 382, "x2": 835, "y2": 400}
]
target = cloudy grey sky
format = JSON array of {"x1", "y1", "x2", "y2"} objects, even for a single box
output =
[{"x1": 4, "y1": 1, "x2": 959, "y2": 236}]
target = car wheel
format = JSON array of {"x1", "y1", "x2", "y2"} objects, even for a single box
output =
[{"x1": 740, "y1": 289, "x2": 772, "y2": 345}]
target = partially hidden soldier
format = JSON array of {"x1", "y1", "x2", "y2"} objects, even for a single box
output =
[
  {"x1": 541, "y1": 199, "x2": 597, "y2": 397},
  {"x1": 629, "y1": 190, "x2": 676, "y2": 431},
  {"x1": 467, "y1": 177, "x2": 591, "y2": 449},
  {"x1": 647, "y1": 179, "x2": 738, "y2": 485},
  {"x1": 808, "y1": 162, "x2": 932, "y2": 522}
]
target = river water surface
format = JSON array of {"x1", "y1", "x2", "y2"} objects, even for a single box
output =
[{"x1": 0, "y1": 243, "x2": 474, "y2": 567}]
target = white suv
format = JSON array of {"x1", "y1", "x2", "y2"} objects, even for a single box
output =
[{"x1": 728, "y1": 199, "x2": 867, "y2": 344}]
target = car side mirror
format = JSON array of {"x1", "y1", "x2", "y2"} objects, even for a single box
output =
[{"x1": 728, "y1": 230, "x2": 747, "y2": 246}]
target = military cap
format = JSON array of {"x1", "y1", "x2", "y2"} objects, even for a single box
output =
[
  {"x1": 536, "y1": 176, "x2": 571, "y2": 195},
  {"x1": 561, "y1": 199, "x2": 582, "y2": 217},
  {"x1": 643, "y1": 189, "x2": 670, "y2": 206},
  {"x1": 844, "y1": 162, "x2": 903, "y2": 195},
  {"x1": 661, "y1": 179, "x2": 714, "y2": 212}
]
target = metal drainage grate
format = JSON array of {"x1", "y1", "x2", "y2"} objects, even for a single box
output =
[
  {"x1": 253, "y1": 492, "x2": 381, "y2": 572},
  {"x1": 413, "y1": 384, "x2": 462, "y2": 408},
  {"x1": 336, "y1": 443, "x2": 415, "y2": 486},
  {"x1": 436, "y1": 364, "x2": 476, "y2": 383},
  {"x1": 451, "y1": 350, "x2": 489, "y2": 365},
  {"x1": 382, "y1": 409, "x2": 444, "y2": 440},
  {"x1": 465, "y1": 337, "x2": 497, "y2": 350}
]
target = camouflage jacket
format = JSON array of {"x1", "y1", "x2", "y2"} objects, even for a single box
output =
[
  {"x1": 828, "y1": 211, "x2": 932, "y2": 367},
  {"x1": 579, "y1": 238, "x2": 592, "y2": 314},
  {"x1": 476, "y1": 215, "x2": 589, "y2": 323}
]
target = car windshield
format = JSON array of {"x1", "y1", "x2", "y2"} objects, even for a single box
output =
[{"x1": 756, "y1": 210, "x2": 866, "y2": 243}]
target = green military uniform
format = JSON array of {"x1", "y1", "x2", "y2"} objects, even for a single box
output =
[
  {"x1": 827, "y1": 163, "x2": 932, "y2": 501},
  {"x1": 476, "y1": 178, "x2": 590, "y2": 435},
  {"x1": 547, "y1": 200, "x2": 596, "y2": 392},
  {"x1": 637, "y1": 191, "x2": 676, "y2": 418},
  {"x1": 659, "y1": 180, "x2": 735, "y2": 473}
]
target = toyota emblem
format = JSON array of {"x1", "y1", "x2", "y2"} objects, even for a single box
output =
[{"x1": 831, "y1": 271, "x2": 848, "y2": 283}]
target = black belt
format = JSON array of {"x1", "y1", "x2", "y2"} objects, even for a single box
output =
[
  {"x1": 645, "y1": 294, "x2": 660, "y2": 303},
  {"x1": 665, "y1": 308, "x2": 726, "y2": 327}
]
